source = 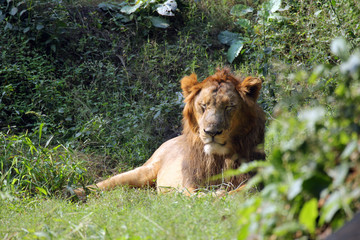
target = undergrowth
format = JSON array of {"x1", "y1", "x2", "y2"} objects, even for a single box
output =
[{"x1": 0, "y1": 125, "x2": 87, "y2": 197}]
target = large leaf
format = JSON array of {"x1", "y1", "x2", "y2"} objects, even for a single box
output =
[
  {"x1": 230, "y1": 4, "x2": 253, "y2": 17},
  {"x1": 150, "y1": 16, "x2": 170, "y2": 29},
  {"x1": 217, "y1": 30, "x2": 241, "y2": 45},
  {"x1": 269, "y1": 0, "x2": 282, "y2": 13},
  {"x1": 121, "y1": 2, "x2": 143, "y2": 15},
  {"x1": 98, "y1": 2, "x2": 125, "y2": 11},
  {"x1": 299, "y1": 198, "x2": 318, "y2": 234},
  {"x1": 227, "y1": 40, "x2": 244, "y2": 63},
  {"x1": 156, "y1": 0, "x2": 177, "y2": 16}
]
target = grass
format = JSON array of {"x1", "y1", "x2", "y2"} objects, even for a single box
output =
[{"x1": 1, "y1": 188, "x2": 246, "y2": 239}]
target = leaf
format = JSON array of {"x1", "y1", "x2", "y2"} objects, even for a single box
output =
[
  {"x1": 75, "y1": 132, "x2": 82, "y2": 138},
  {"x1": 340, "y1": 54, "x2": 360, "y2": 74},
  {"x1": 303, "y1": 173, "x2": 331, "y2": 198},
  {"x1": 0, "y1": 11, "x2": 4, "y2": 22},
  {"x1": 308, "y1": 65, "x2": 324, "y2": 84},
  {"x1": 153, "y1": 110, "x2": 161, "y2": 119},
  {"x1": 230, "y1": 4, "x2": 253, "y2": 17},
  {"x1": 330, "y1": 38, "x2": 349, "y2": 59},
  {"x1": 269, "y1": 0, "x2": 282, "y2": 13},
  {"x1": 319, "y1": 191, "x2": 341, "y2": 225},
  {"x1": 121, "y1": 2, "x2": 142, "y2": 15},
  {"x1": 287, "y1": 178, "x2": 303, "y2": 200},
  {"x1": 299, "y1": 198, "x2": 318, "y2": 234},
  {"x1": 340, "y1": 140, "x2": 357, "y2": 160},
  {"x1": 20, "y1": 9, "x2": 27, "y2": 16},
  {"x1": 237, "y1": 222, "x2": 250, "y2": 240},
  {"x1": 36, "y1": 187, "x2": 48, "y2": 196},
  {"x1": 45, "y1": 135, "x2": 54, "y2": 148},
  {"x1": 236, "y1": 19, "x2": 251, "y2": 29},
  {"x1": 217, "y1": 30, "x2": 241, "y2": 45},
  {"x1": 39, "y1": 123, "x2": 44, "y2": 143},
  {"x1": 115, "y1": 13, "x2": 130, "y2": 23},
  {"x1": 274, "y1": 221, "x2": 302, "y2": 236},
  {"x1": 98, "y1": 3, "x2": 109, "y2": 11},
  {"x1": 298, "y1": 107, "x2": 325, "y2": 130},
  {"x1": 212, "y1": 160, "x2": 269, "y2": 180},
  {"x1": 328, "y1": 163, "x2": 349, "y2": 187},
  {"x1": 9, "y1": 7, "x2": 18, "y2": 16},
  {"x1": 5, "y1": 22, "x2": 12, "y2": 30},
  {"x1": 227, "y1": 40, "x2": 244, "y2": 63},
  {"x1": 149, "y1": 16, "x2": 169, "y2": 29},
  {"x1": 98, "y1": 2, "x2": 115, "y2": 11},
  {"x1": 156, "y1": 0, "x2": 177, "y2": 16},
  {"x1": 331, "y1": 0, "x2": 336, "y2": 7},
  {"x1": 51, "y1": 44, "x2": 56, "y2": 53},
  {"x1": 23, "y1": 27, "x2": 30, "y2": 33},
  {"x1": 314, "y1": 10, "x2": 322, "y2": 17},
  {"x1": 36, "y1": 24, "x2": 44, "y2": 30}
]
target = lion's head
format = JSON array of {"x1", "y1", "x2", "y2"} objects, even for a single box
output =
[{"x1": 181, "y1": 68, "x2": 265, "y2": 158}]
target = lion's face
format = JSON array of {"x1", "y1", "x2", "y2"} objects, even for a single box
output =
[
  {"x1": 193, "y1": 81, "x2": 240, "y2": 155},
  {"x1": 181, "y1": 69, "x2": 262, "y2": 156}
]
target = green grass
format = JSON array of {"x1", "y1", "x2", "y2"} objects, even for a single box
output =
[{"x1": 1, "y1": 188, "x2": 246, "y2": 239}]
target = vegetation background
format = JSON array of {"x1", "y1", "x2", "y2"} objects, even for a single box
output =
[{"x1": 1, "y1": 0, "x2": 359, "y2": 239}]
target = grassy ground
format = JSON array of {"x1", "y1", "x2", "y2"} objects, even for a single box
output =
[{"x1": 1, "y1": 188, "x2": 246, "y2": 239}]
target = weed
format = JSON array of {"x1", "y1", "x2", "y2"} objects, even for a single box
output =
[{"x1": 0, "y1": 126, "x2": 88, "y2": 197}]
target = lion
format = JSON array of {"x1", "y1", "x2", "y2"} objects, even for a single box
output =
[{"x1": 74, "y1": 68, "x2": 265, "y2": 197}]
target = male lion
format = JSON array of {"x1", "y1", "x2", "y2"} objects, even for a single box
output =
[{"x1": 75, "y1": 68, "x2": 265, "y2": 197}]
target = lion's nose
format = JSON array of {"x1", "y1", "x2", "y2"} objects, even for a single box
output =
[{"x1": 204, "y1": 129, "x2": 223, "y2": 137}]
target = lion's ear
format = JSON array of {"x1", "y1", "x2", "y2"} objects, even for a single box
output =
[
  {"x1": 181, "y1": 73, "x2": 198, "y2": 98},
  {"x1": 238, "y1": 77, "x2": 262, "y2": 101}
]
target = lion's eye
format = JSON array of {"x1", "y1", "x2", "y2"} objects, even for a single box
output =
[
  {"x1": 226, "y1": 105, "x2": 236, "y2": 112},
  {"x1": 200, "y1": 104, "x2": 206, "y2": 112}
]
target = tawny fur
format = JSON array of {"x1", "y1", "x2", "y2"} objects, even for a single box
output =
[{"x1": 74, "y1": 68, "x2": 265, "y2": 197}]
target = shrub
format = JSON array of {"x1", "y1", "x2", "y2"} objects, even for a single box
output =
[{"x1": 233, "y1": 39, "x2": 360, "y2": 239}]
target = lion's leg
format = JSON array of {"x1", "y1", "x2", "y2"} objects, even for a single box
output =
[
  {"x1": 74, "y1": 164, "x2": 158, "y2": 197},
  {"x1": 97, "y1": 165, "x2": 157, "y2": 190}
]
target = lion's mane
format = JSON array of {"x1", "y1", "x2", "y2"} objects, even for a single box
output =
[{"x1": 180, "y1": 68, "x2": 266, "y2": 188}]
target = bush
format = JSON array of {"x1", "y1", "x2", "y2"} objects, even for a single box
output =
[{"x1": 234, "y1": 39, "x2": 360, "y2": 239}]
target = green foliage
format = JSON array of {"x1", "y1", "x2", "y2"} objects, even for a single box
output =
[
  {"x1": 218, "y1": 0, "x2": 285, "y2": 64},
  {"x1": 217, "y1": 30, "x2": 244, "y2": 63},
  {"x1": 98, "y1": 0, "x2": 177, "y2": 29},
  {"x1": 0, "y1": 0, "x2": 75, "y2": 52},
  {"x1": 0, "y1": 36, "x2": 69, "y2": 133},
  {"x1": 234, "y1": 40, "x2": 360, "y2": 239},
  {"x1": 0, "y1": 126, "x2": 88, "y2": 197}
]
